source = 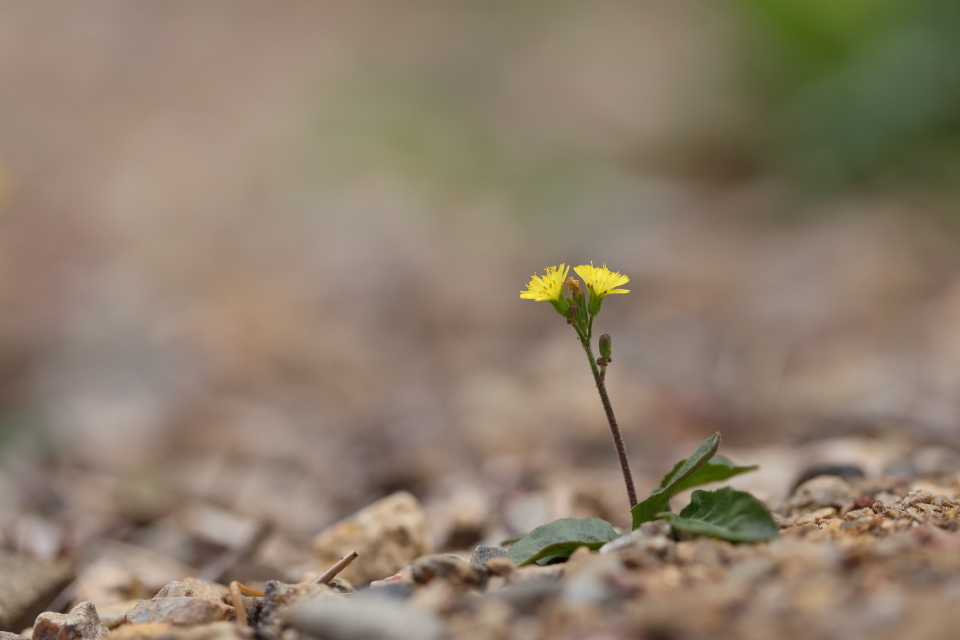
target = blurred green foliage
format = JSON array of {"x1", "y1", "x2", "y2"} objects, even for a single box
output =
[{"x1": 735, "y1": 0, "x2": 960, "y2": 193}]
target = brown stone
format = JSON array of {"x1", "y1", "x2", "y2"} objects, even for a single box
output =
[
  {"x1": 33, "y1": 603, "x2": 107, "y2": 640},
  {"x1": 0, "y1": 552, "x2": 73, "y2": 633},
  {"x1": 312, "y1": 491, "x2": 433, "y2": 585},
  {"x1": 411, "y1": 555, "x2": 483, "y2": 587},
  {"x1": 124, "y1": 598, "x2": 234, "y2": 626}
]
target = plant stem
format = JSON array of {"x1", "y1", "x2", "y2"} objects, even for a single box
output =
[{"x1": 580, "y1": 334, "x2": 638, "y2": 508}]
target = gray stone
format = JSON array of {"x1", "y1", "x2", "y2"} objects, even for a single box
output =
[
  {"x1": 787, "y1": 475, "x2": 857, "y2": 514},
  {"x1": 411, "y1": 554, "x2": 482, "y2": 587},
  {"x1": 0, "y1": 632, "x2": 29, "y2": 640},
  {"x1": 33, "y1": 602, "x2": 107, "y2": 640},
  {"x1": 469, "y1": 546, "x2": 507, "y2": 571},
  {"x1": 256, "y1": 580, "x2": 342, "y2": 640},
  {"x1": 0, "y1": 552, "x2": 73, "y2": 633},
  {"x1": 287, "y1": 595, "x2": 444, "y2": 640}
]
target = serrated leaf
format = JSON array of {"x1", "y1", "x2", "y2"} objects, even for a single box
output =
[
  {"x1": 632, "y1": 433, "x2": 720, "y2": 529},
  {"x1": 657, "y1": 487, "x2": 779, "y2": 542},
  {"x1": 662, "y1": 455, "x2": 758, "y2": 493},
  {"x1": 504, "y1": 517, "x2": 619, "y2": 566}
]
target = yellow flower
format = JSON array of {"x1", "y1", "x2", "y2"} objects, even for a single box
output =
[
  {"x1": 521, "y1": 264, "x2": 572, "y2": 316},
  {"x1": 521, "y1": 264, "x2": 569, "y2": 301},
  {"x1": 574, "y1": 263, "x2": 629, "y2": 314}
]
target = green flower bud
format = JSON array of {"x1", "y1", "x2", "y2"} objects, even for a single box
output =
[{"x1": 599, "y1": 334, "x2": 612, "y2": 362}]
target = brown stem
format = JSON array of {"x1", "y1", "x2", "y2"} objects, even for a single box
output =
[
  {"x1": 582, "y1": 337, "x2": 637, "y2": 508},
  {"x1": 313, "y1": 550, "x2": 359, "y2": 584}
]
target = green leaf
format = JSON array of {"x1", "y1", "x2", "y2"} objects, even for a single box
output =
[
  {"x1": 504, "y1": 517, "x2": 619, "y2": 566},
  {"x1": 500, "y1": 534, "x2": 524, "y2": 547},
  {"x1": 657, "y1": 487, "x2": 779, "y2": 542},
  {"x1": 662, "y1": 455, "x2": 758, "y2": 493},
  {"x1": 632, "y1": 433, "x2": 721, "y2": 529}
]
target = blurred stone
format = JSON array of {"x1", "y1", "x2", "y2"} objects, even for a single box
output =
[
  {"x1": 792, "y1": 464, "x2": 865, "y2": 492},
  {"x1": 108, "y1": 622, "x2": 245, "y2": 640},
  {"x1": 1, "y1": 633, "x2": 28, "y2": 640},
  {"x1": 257, "y1": 580, "x2": 342, "y2": 640},
  {"x1": 124, "y1": 598, "x2": 234, "y2": 626},
  {"x1": 177, "y1": 504, "x2": 260, "y2": 551},
  {"x1": 104, "y1": 624, "x2": 174, "y2": 640},
  {"x1": 287, "y1": 595, "x2": 444, "y2": 640},
  {"x1": 33, "y1": 602, "x2": 107, "y2": 640},
  {"x1": 788, "y1": 476, "x2": 857, "y2": 514},
  {"x1": 73, "y1": 544, "x2": 195, "y2": 606},
  {"x1": 73, "y1": 561, "x2": 140, "y2": 609},
  {"x1": 469, "y1": 546, "x2": 507, "y2": 571},
  {"x1": 411, "y1": 555, "x2": 482, "y2": 587},
  {"x1": 312, "y1": 491, "x2": 433, "y2": 585},
  {"x1": 179, "y1": 579, "x2": 229, "y2": 602},
  {"x1": 0, "y1": 552, "x2": 73, "y2": 633},
  {"x1": 369, "y1": 570, "x2": 412, "y2": 589},
  {"x1": 95, "y1": 600, "x2": 140, "y2": 630},
  {"x1": 426, "y1": 480, "x2": 491, "y2": 551}
]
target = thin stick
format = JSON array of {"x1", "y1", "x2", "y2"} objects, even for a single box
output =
[
  {"x1": 313, "y1": 550, "x2": 359, "y2": 584},
  {"x1": 581, "y1": 336, "x2": 638, "y2": 508},
  {"x1": 229, "y1": 581, "x2": 249, "y2": 627}
]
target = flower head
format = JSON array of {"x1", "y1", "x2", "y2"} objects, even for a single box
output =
[
  {"x1": 574, "y1": 263, "x2": 629, "y2": 315},
  {"x1": 521, "y1": 264, "x2": 571, "y2": 316}
]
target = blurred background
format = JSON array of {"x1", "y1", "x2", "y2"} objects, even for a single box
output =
[{"x1": 2, "y1": 0, "x2": 960, "y2": 572}]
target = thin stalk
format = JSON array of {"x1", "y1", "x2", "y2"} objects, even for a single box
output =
[{"x1": 577, "y1": 329, "x2": 638, "y2": 508}]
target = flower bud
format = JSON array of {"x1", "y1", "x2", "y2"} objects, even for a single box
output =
[
  {"x1": 596, "y1": 357, "x2": 607, "y2": 367},
  {"x1": 599, "y1": 334, "x2": 612, "y2": 362}
]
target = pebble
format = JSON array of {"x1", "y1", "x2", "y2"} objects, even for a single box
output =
[
  {"x1": 1, "y1": 633, "x2": 29, "y2": 640},
  {"x1": 312, "y1": 491, "x2": 433, "y2": 585},
  {"x1": 287, "y1": 593, "x2": 445, "y2": 640},
  {"x1": 33, "y1": 602, "x2": 108, "y2": 640},
  {"x1": 788, "y1": 476, "x2": 857, "y2": 514},
  {"x1": 0, "y1": 552, "x2": 74, "y2": 633},
  {"x1": 792, "y1": 464, "x2": 865, "y2": 491},
  {"x1": 124, "y1": 598, "x2": 234, "y2": 626},
  {"x1": 257, "y1": 580, "x2": 343, "y2": 640},
  {"x1": 411, "y1": 554, "x2": 483, "y2": 587},
  {"x1": 108, "y1": 622, "x2": 246, "y2": 640},
  {"x1": 468, "y1": 546, "x2": 507, "y2": 571}
]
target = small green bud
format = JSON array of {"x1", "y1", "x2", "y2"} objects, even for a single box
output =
[{"x1": 599, "y1": 334, "x2": 612, "y2": 362}]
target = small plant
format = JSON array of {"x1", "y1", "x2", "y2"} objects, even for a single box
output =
[{"x1": 509, "y1": 264, "x2": 777, "y2": 566}]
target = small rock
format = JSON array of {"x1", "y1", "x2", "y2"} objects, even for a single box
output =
[
  {"x1": 287, "y1": 594, "x2": 444, "y2": 640},
  {"x1": 95, "y1": 600, "x2": 140, "y2": 630},
  {"x1": 411, "y1": 555, "x2": 482, "y2": 587},
  {"x1": 108, "y1": 622, "x2": 245, "y2": 640},
  {"x1": 257, "y1": 580, "x2": 342, "y2": 640},
  {"x1": 1, "y1": 633, "x2": 29, "y2": 640},
  {"x1": 484, "y1": 558, "x2": 516, "y2": 579},
  {"x1": 124, "y1": 598, "x2": 234, "y2": 626},
  {"x1": 103, "y1": 624, "x2": 175, "y2": 640},
  {"x1": 874, "y1": 491, "x2": 902, "y2": 507},
  {"x1": 469, "y1": 546, "x2": 507, "y2": 571},
  {"x1": 312, "y1": 491, "x2": 433, "y2": 585},
  {"x1": 0, "y1": 552, "x2": 74, "y2": 633},
  {"x1": 154, "y1": 582, "x2": 203, "y2": 599},
  {"x1": 33, "y1": 602, "x2": 108, "y2": 640},
  {"x1": 792, "y1": 464, "x2": 865, "y2": 492},
  {"x1": 369, "y1": 570, "x2": 412, "y2": 589},
  {"x1": 179, "y1": 579, "x2": 230, "y2": 602},
  {"x1": 788, "y1": 476, "x2": 857, "y2": 514},
  {"x1": 794, "y1": 507, "x2": 837, "y2": 525}
]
